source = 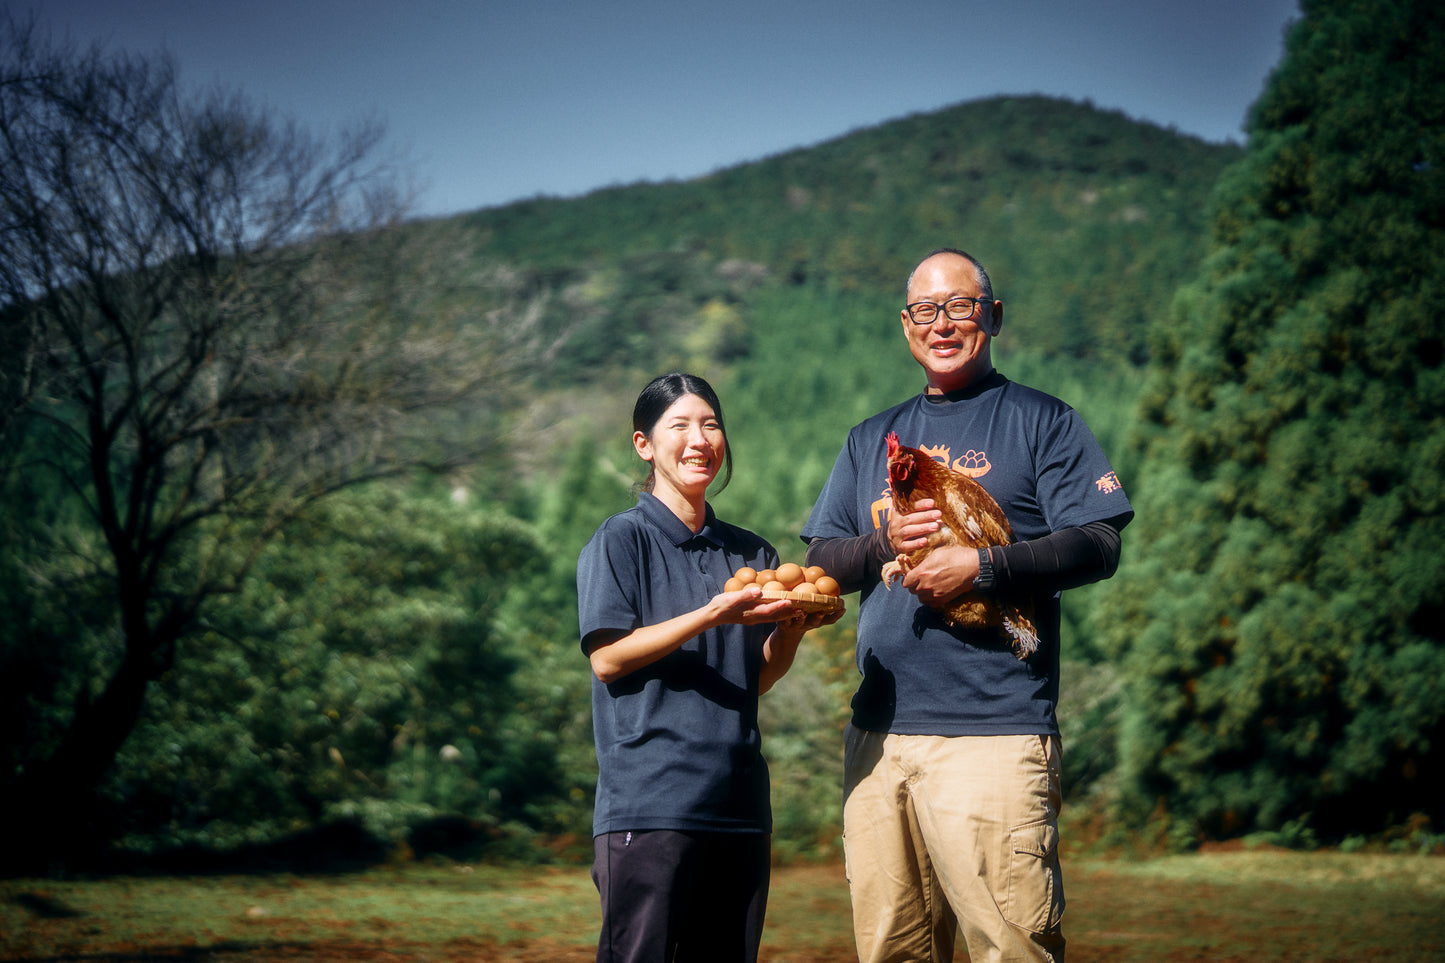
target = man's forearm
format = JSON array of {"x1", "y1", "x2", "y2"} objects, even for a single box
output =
[
  {"x1": 804, "y1": 529, "x2": 892, "y2": 594},
  {"x1": 806, "y1": 515, "x2": 1127, "y2": 597},
  {"x1": 988, "y1": 516, "x2": 1127, "y2": 594}
]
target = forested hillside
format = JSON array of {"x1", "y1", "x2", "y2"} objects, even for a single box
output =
[
  {"x1": 6, "y1": 0, "x2": 1440, "y2": 874},
  {"x1": 435, "y1": 94, "x2": 1235, "y2": 518}
]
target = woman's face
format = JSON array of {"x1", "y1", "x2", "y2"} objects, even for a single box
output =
[{"x1": 634, "y1": 392, "x2": 725, "y2": 501}]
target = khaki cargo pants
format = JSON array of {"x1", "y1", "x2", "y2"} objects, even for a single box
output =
[{"x1": 842, "y1": 726, "x2": 1066, "y2": 963}]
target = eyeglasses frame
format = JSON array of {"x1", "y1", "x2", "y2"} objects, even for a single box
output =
[{"x1": 904, "y1": 296, "x2": 995, "y2": 325}]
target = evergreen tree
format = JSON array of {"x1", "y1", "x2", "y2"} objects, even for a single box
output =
[{"x1": 1101, "y1": 0, "x2": 1445, "y2": 842}]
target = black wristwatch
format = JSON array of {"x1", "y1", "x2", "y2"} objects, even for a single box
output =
[{"x1": 974, "y1": 547, "x2": 996, "y2": 592}]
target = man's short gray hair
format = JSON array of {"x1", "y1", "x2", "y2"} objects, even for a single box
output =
[{"x1": 906, "y1": 248, "x2": 993, "y2": 301}]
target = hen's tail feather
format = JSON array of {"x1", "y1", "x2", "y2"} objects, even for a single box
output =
[{"x1": 1004, "y1": 611, "x2": 1040, "y2": 660}]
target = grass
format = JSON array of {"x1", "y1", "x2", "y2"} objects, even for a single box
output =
[
  {"x1": 1064, "y1": 847, "x2": 1445, "y2": 961},
  {"x1": 3, "y1": 848, "x2": 1443, "y2": 961}
]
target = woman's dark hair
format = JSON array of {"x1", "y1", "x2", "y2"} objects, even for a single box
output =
[{"x1": 632, "y1": 372, "x2": 733, "y2": 495}]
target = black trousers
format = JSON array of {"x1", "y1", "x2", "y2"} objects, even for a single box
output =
[{"x1": 592, "y1": 829, "x2": 771, "y2": 963}]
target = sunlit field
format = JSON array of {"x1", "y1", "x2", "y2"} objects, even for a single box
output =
[{"x1": 4, "y1": 848, "x2": 1442, "y2": 962}]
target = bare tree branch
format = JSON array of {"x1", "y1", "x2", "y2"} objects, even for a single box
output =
[{"x1": 0, "y1": 12, "x2": 538, "y2": 870}]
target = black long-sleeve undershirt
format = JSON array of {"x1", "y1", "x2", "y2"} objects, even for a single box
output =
[{"x1": 803, "y1": 514, "x2": 1129, "y2": 597}]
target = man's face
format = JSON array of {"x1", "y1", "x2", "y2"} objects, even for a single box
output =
[{"x1": 900, "y1": 252, "x2": 1002, "y2": 394}]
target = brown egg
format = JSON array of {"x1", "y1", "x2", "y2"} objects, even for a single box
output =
[
  {"x1": 734, "y1": 567, "x2": 758, "y2": 584},
  {"x1": 795, "y1": 581, "x2": 818, "y2": 596},
  {"x1": 814, "y1": 575, "x2": 841, "y2": 597},
  {"x1": 755, "y1": 569, "x2": 777, "y2": 585},
  {"x1": 803, "y1": 565, "x2": 826, "y2": 583},
  {"x1": 775, "y1": 562, "x2": 805, "y2": 589},
  {"x1": 761, "y1": 580, "x2": 786, "y2": 593},
  {"x1": 724, "y1": 577, "x2": 744, "y2": 593}
]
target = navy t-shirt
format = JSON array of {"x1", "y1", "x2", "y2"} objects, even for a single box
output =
[
  {"x1": 577, "y1": 492, "x2": 780, "y2": 836},
  {"x1": 801, "y1": 371, "x2": 1132, "y2": 736}
]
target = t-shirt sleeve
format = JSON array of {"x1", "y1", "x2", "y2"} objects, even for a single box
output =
[
  {"x1": 576, "y1": 522, "x2": 643, "y2": 653},
  {"x1": 801, "y1": 430, "x2": 867, "y2": 542},
  {"x1": 1033, "y1": 407, "x2": 1132, "y2": 533}
]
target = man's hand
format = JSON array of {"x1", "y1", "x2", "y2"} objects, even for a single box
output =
[
  {"x1": 900, "y1": 542, "x2": 981, "y2": 607},
  {"x1": 887, "y1": 498, "x2": 942, "y2": 554}
]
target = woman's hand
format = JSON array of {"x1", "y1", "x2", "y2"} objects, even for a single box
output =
[
  {"x1": 760, "y1": 600, "x2": 845, "y2": 694},
  {"x1": 780, "y1": 605, "x2": 845, "y2": 633},
  {"x1": 711, "y1": 584, "x2": 797, "y2": 625},
  {"x1": 588, "y1": 584, "x2": 799, "y2": 683}
]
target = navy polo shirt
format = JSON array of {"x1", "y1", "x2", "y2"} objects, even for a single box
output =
[{"x1": 577, "y1": 492, "x2": 780, "y2": 836}]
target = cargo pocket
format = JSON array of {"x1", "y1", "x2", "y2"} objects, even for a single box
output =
[{"x1": 1003, "y1": 817, "x2": 1064, "y2": 935}]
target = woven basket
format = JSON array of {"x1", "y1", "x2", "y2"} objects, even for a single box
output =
[{"x1": 759, "y1": 590, "x2": 844, "y2": 614}]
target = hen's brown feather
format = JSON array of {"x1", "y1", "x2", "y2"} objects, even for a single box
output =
[{"x1": 881, "y1": 432, "x2": 1039, "y2": 658}]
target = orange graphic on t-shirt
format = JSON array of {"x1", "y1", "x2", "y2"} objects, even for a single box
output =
[
  {"x1": 954, "y1": 449, "x2": 991, "y2": 478},
  {"x1": 917, "y1": 444, "x2": 992, "y2": 478},
  {"x1": 870, "y1": 487, "x2": 892, "y2": 530}
]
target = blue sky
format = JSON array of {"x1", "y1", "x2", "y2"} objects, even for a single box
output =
[{"x1": 25, "y1": 0, "x2": 1300, "y2": 219}]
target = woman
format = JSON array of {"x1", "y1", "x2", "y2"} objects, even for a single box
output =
[{"x1": 577, "y1": 372, "x2": 839, "y2": 963}]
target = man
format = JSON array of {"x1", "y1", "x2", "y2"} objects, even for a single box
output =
[{"x1": 801, "y1": 248, "x2": 1132, "y2": 962}]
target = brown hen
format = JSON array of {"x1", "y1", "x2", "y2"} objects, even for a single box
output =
[{"x1": 881, "y1": 432, "x2": 1039, "y2": 658}]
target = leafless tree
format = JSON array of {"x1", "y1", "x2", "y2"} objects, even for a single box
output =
[{"x1": 0, "y1": 14, "x2": 537, "y2": 868}]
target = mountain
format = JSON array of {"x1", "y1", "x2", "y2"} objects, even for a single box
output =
[{"x1": 412, "y1": 95, "x2": 1245, "y2": 499}]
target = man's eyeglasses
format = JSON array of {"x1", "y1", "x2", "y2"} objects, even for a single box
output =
[{"x1": 905, "y1": 297, "x2": 992, "y2": 325}]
